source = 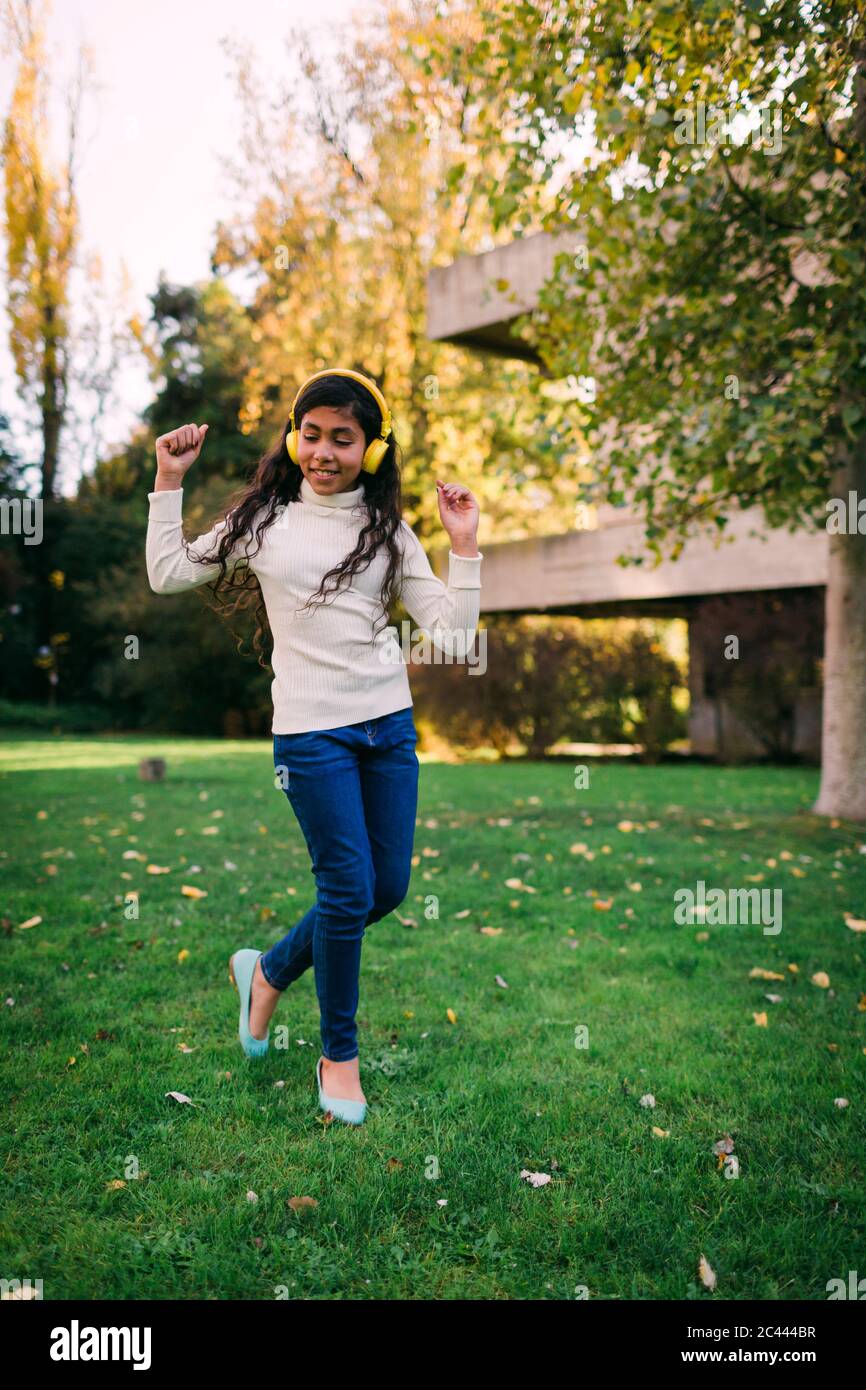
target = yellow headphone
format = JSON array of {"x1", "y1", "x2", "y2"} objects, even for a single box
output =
[{"x1": 285, "y1": 367, "x2": 392, "y2": 474}]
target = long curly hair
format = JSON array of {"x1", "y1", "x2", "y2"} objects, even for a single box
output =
[{"x1": 183, "y1": 373, "x2": 405, "y2": 670}]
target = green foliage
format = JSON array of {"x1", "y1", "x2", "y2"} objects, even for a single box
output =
[
  {"x1": 428, "y1": 0, "x2": 866, "y2": 548},
  {"x1": 0, "y1": 697, "x2": 109, "y2": 733},
  {"x1": 410, "y1": 615, "x2": 687, "y2": 758}
]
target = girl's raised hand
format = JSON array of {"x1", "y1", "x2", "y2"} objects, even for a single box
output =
[
  {"x1": 435, "y1": 478, "x2": 479, "y2": 548},
  {"x1": 155, "y1": 423, "x2": 209, "y2": 477}
]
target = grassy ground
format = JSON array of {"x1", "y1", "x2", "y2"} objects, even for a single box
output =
[{"x1": 1, "y1": 732, "x2": 864, "y2": 1300}]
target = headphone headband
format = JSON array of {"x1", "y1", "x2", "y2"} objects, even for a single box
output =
[{"x1": 288, "y1": 368, "x2": 392, "y2": 442}]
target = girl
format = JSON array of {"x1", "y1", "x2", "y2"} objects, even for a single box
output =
[{"x1": 146, "y1": 368, "x2": 482, "y2": 1125}]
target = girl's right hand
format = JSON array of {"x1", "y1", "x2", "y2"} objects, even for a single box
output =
[{"x1": 155, "y1": 422, "x2": 209, "y2": 477}]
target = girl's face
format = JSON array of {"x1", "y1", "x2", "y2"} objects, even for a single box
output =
[{"x1": 296, "y1": 406, "x2": 366, "y2": 494}]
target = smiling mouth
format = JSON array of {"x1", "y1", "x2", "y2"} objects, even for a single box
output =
[{"x1": 311, "y1": 468, "x2": 338, "y2": 477}]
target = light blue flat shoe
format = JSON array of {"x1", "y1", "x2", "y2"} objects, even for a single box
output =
[
  {"x1": 228, "y1": 949, "x2": 269, "y2": 1058},
  {"x1": 316, "y1": 1056, "x2": 367, "y2": 1125}
]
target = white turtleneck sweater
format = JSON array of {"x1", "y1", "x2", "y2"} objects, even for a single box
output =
[{"x1": 146, "y1": 476, "x2": 483, "y2": 734}]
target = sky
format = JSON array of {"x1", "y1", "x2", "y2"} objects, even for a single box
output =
[{"x1": 0, "y1": 0, "x2": 367, "y2": 494}]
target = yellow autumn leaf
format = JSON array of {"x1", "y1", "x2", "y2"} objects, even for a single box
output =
[
  {"x1": 844, "y1": 914, "x2": 866, "y2": 932},
  {"x1": 504, "y1": 877, "x2": 537, "y2": 894},
  {"x1": 105, "y1": 1179, "x2": 127, "y2": 1190},
  {"x1": 181, "y1": 885, "x2": 208, "y2": 899},
  {"x1": 18, "y1": 915, "x2": 42, "y2": 930},
  {"x1": 177, "y1": 949, "x2": 190, "y2": 963},
  {"x1": 593, "y1": 898, "x2": 613, "y2": 911},
  {"x1": 651, "y1": 1126, "x2": 670, "y2": 1138},
  {"x1": 480, "y1": 926, "x2": 503, "y2": 936},
  {"x1": 753, "y1": 1011, "x2": 768, "y2": 1026},
  {"x1": 811, "y1": 971, "x2": 830, "y2": 988},
  {"x1": 749, "y1": 968, "x2": 785, "y2": 981},
  {"x1": 446, "y1": 1008, "x2": 457, "y2": 1024},
  {"x1": 698, "y1": 1254, "x2": 717, "y2": 1290},
  {"x1": 147, "y1": 864, "x2": 171, "y2": 875}
]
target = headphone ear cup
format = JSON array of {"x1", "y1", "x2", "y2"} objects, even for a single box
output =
[
  {"x1": 363, "y1": 438, "x2": 388, "y2": 474},
  {"x1": 286, "y1": 432, "x2": 299, "y2": 464}
]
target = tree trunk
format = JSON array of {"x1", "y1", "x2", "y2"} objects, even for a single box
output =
[
  {"x1": 814, "y1": 44, "x2": 866, "y2": 820},
  {"x1": 813, "y1": 449, "x2": 866, "y2": 820}
]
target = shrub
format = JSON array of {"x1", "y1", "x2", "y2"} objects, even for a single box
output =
[{"x1": 408, "y1": 615, "x2": 686, "y2": 759}]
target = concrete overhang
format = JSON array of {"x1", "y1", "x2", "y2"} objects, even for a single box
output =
[
  {"x1": 426, "y1": 230, "x2": 828, "y2": 613},
  {"x1": 426, "y1": 228, "x2": 583, "y2": 365},
  {"x1": 432, "y1": 508, "x2": 828, "y2": 614}
]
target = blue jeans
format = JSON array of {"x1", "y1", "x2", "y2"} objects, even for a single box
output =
[{"x1": 261, "y1": 706, "x2": 419, "y2": 1062}]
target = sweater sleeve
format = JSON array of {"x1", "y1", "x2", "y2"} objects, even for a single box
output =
[
  {"x1": 397, "y1": 520, "x2": 483, "y2": 657},
  {"x1": 146, "y1": 487, "x2": 254, "y2": 594}
]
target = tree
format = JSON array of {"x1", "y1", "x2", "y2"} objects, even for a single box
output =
[
  {"x1": 211, "y1": 1, "x2": 585, "y2": 545},
  {"x1": 0, "y1": 0, "x2": 108, "y2": 703},
  {"x1": 424, "y1": 0, "x2": 866, "y2": 819}
]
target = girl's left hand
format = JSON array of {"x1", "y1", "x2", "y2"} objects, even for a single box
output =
[{"x1": 435, "y1": 479, "x2": 479, "y2": 549}]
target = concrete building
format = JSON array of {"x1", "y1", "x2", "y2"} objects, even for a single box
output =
[{"x1": 426, "y1": 231, "x2": 826, "y2": 760}]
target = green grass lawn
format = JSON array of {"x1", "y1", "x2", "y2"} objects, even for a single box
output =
[{"x1": 1, "y1": 733, "x2": 864, "y2": 1300}]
